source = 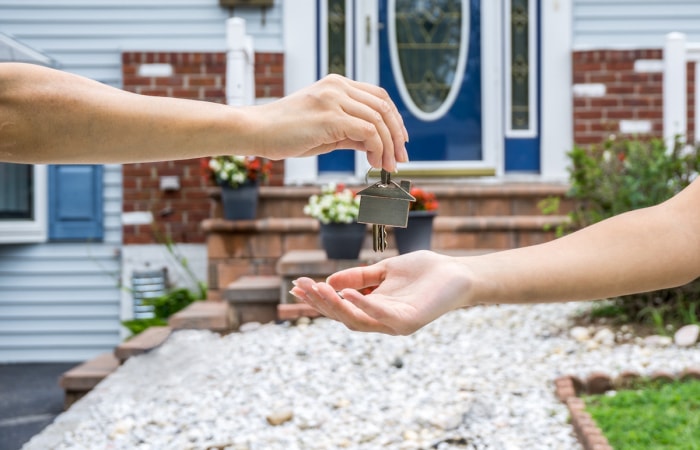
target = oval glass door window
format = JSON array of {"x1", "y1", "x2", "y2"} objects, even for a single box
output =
[{"x1": 388, "y1": 0, "x2": 469, "y2": 122}]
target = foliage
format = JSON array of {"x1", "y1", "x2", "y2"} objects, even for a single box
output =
[
  {"x1": 122, "y1": 288, "x2": 202, "y2": 337},
  {"x1": 548, "y1": 136, "x2": 700, "y2": 330},
  {"x1": 565, "y1": 136, "x2": 700, "y2": 229},
  {"x1": 584, "y1": 380, "x2": 700, "y2": 449},
  {"x1": 409, "y1": 187, "x2": 439, "y2": 212},
  {"x1": 122, "y1": 317, "x2": 168, "y2": 336},
  {"x1": 303, "y1": 183, "x2": 360, "y2": 224},
  {"x1": 207, "y1": 155, "x2": 272, "y2": 188}
]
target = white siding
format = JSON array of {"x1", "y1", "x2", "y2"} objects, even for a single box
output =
[
  {"x1": 574, "y1": 0, "x2": 700, "y2": 49},
  {"x1": 0, "y1": 166, "x2": 122, "y2": 363},
  {"x1": 0, "y1": 0, "x2": 283, "y2": 87}
]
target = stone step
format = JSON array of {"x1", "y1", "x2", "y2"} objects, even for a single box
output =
[
  {"x1": 168, "y1": 300, "x2": 234, "y2": 333},
  {"x1": 59, "y1": 352, "x2": 120, "y2": 410},
  {"x1": 224, "y1": 275, "x2": 282, "y2": 326},
  {"x1": 114, "y1": 326, "x2": 172, "y2": 364}
]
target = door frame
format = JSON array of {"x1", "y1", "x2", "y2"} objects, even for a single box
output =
[
  {"x1": 357, "y1": 0, "x2": 501, "y2": 178},
  {"x1": 282, "y1": 0, "x2": 571, "y2": 184}
]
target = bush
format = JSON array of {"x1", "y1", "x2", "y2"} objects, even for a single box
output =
[{"x1": 557, "y1": 136, "x2": 700, "y2": 331}]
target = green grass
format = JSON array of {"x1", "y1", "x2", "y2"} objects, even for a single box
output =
[{"x1": 583, "y1": 380, "x2": 700, "y2": 449}]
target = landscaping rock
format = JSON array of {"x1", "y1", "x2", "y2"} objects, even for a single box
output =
[{"x1": 674, "y1": 324, "x2": 700, "y2": 347}]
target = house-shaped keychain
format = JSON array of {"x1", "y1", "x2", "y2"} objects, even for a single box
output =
[{"x1": 357, "y1": 170, "x2": 416, "y2": 228}]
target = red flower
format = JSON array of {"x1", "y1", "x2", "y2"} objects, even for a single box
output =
[{"x1": 409, "y1": 187, "x2": 439, "y2": 212}]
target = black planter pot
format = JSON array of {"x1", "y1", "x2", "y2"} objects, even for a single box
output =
[
  {"x1": 393, "y1": 210, "x2": 436, "y2": 254},
  {"x1": 220, "y1": 182, "x2": 258, "y2": 220},
  {"x1": 319, "y1": 222, "x2": 366, "y2": 259}
]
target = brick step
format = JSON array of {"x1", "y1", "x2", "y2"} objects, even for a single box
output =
[
  {"x1": 168, "y1": 300, "x2": 235, "y2": 333},
  {"x1": 210, "y1": 183, "x2": 572, "y2": 219},
  {"x1": 59, "y1": 352, "x2": 120, "y2": 410},
  {"x1": 204, "y1": 214, "x2": 567, "y2": 300},
  {"x1": 224, "y1": 275, "x2": 281, "y2": 326},
  {"x1": 114, "y1": 326, "x2": 172, "y2": 364},
  {"x1": 278, "y1": 303, "x2": 322, "y2": 321}
]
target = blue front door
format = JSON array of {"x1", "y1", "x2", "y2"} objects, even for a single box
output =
[{"x1": 379, "y1": 0, "x2": 481, "y2": 164}]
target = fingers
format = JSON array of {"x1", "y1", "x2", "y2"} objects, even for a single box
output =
[
  {"x1": 290, "y1": 278, "x2": 396, "y2": 334},
  {"x1": 324, "y1": 75, "x2": 409, "y2": 172},
  {"x1": 345, "y1": 81, "x2": 409, "y2": 171}
]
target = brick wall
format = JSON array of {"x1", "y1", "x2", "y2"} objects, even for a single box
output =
[
  {"x1": 121, "y1": 51, "x2": 284, "y2": 244},
  {"x1": 572, "y1": 49, "x2": 695, "y2": 146}
]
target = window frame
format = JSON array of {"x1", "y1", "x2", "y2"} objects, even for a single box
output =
[{"x1": 0, "y1": 164, "x2": 48, "y2": 243}]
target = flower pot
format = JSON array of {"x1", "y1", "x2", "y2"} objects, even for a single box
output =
[
  {"x1": 393, "y1": 210, "x2": 436, "y2": 254},
  {"x1": 221, "y1": 181, "x2": 258, "y2": 220},
  {"x1": 319, "y1": 222, "x2": 366, "y2": 259}
]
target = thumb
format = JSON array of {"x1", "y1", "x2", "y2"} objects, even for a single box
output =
[{"x1": 326, "y1": 263, "x2": 386, "y2": 291}]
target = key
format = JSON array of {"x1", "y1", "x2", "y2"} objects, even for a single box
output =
[
  {"x1": 357, "y1": 169, "x2": 416, "y2": 252},
  {"x1": 373, "y1": 223, "x2": 388, "y2": 252}
]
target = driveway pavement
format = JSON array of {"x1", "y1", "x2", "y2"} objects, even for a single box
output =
[{"x1": 0, "y1": 363, "x2": 76, "y2": 450}]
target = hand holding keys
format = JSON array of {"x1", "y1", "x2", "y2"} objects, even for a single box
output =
[{"x1": 357, "y1": 170, "x2": 415, "y2": 252}]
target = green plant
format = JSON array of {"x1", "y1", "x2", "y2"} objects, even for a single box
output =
[
  {"x1": 122, "y1": 288, "x2": 200, "y2": 337},
  {"x1": 566, "y1": 136, "x2": 700, "y2": 229},
  {"x1": 584, "y1": 379, "x2": 700, "y2": 449},
  {"x1": 547, "y1": 136, "x2": 700, "y2": 329},
  {"x1": 303, "y1": 183, "x2": 361, "y2": 224},
  {"x1": 122, "y1": 317, "x2": 168, "y2": 335}
]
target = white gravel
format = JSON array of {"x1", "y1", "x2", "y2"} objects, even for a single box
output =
[{"x1": 24, "y1": 302, "x2": 700, "y2": 450}]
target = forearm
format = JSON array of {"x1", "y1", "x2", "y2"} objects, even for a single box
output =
[
  {"x1": 464, "y1": 183, "x2": 700, "y2": 306},
  {"x1": 0, "y1": 63, "x2": 257, "y2": 164}
]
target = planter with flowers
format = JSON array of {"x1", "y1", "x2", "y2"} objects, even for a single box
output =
[
  {"x1": 304, "y1": 183, "x2": 366, "y2": 259},
  {"x1": 393, "y1": 187, "x2": 439, "y2": 254},
  {"x1": 208, "y1": 155, "x2": 271, "y2": 220}
]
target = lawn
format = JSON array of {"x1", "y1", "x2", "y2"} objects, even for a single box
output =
[{"x1": 584, "y1": 379, "x2": 700, "y2": 449}]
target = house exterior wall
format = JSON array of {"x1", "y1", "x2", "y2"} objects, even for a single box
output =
[
  {"x1": 0, "y1": 0, "x2": 282, "y2": 362},
  {"x1": 571, "y1": 1, "x2": 699, "y2": 147},
  {"x1": 0, "y1": 165, "x2": 122, "y2": 363},
  {"x1": 120, "y1": 50, "x2": 285, "y2": 245},
  {"x1": 572, "y1": 0, "x2": 700, "y2": 49}
]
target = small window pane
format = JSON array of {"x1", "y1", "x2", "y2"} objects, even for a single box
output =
[
  {"x1": 0, "y1": 163, "x2": 33, "y2": 219},
  {"x1": 510, "y1": 0, "x2": 530, "y2": 130},
  {"x1": 328, "y1": 0, "x2": 346, "y2": 75}
]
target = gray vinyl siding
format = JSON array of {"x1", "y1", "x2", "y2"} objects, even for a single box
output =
[
  {"x1": 573, "y1": 0, "x2": 700, "y2": 49},
  {"x1": 0, "y1": 0, "x2": 283, "y2": 87},
  {"x1": 0, "y1": 165, "x2": 122, "y2": 363}
]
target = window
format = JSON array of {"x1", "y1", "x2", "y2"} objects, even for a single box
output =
[
  {"x1": 0, "y1": 164, "x2": 48, "y2": 243},
  {"x1": 505, "y1": 0, "x2": 538, "y2": 137}
]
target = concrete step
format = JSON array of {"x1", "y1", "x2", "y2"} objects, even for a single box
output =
[
  {"x1": 59, "y1": 352, "x2": 120, "y2": 410},
  {"x1": 224, "y1": 275, "x2": 282, "y2": 326}
]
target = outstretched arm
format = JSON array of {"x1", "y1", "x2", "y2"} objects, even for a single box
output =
[
  {"x1": 0, "y1": 63, "x2": 408, "y2": 169},
  {"x1": 292, "y1": 178, "x2": 700, "y2": 335}
]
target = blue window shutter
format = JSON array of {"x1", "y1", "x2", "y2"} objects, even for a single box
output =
[{"x1": 49, "y1": 165, "x2": 104, "y2": 241}]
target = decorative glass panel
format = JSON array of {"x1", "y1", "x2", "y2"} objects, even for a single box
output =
[
  {"x1": 510, "y1": 0, "x2": 530, "y2": 130},
  {"x1": 0, "y1": 163, "x2": 32, "y2": 219},
  {"x1": 395, "y1": 0, "x2": 462, "y2": 114},
  {"x1": 328, "y1": 0, "x2": 346, "y2": 75}
]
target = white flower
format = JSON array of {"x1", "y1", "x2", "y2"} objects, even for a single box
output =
[{"x1": 303, "y1": 184, "x2": 360, "y2": 223}]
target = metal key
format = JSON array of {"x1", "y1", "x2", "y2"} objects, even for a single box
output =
[{"x1": 357, "y1": 169, "x2": 415, "y2": 252}]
